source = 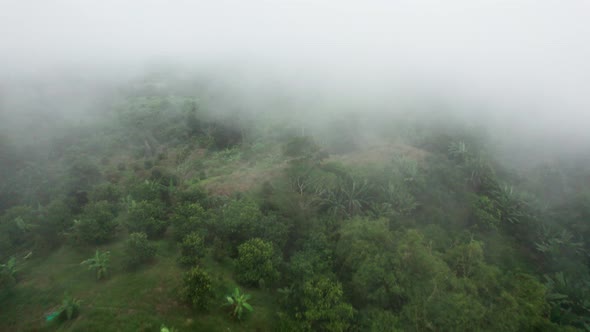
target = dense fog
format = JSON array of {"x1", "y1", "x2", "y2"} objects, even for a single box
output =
[{"x1": 2, "y1": 0, "x2": 590, "y2": 153}]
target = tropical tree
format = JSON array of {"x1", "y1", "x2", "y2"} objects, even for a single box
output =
[
  {"x1": 73, "y1": 201, "x2": 117, "y2": 244},
  {"x1": 178, "y1": 232, "x2": 206, "y2": 266},
  {"x1": 126, "y1": 199, "x2": 168, "y2": 239},
  {"x1": 124, "y1": 232, "x2": 157, "y2": 269},
  {"x1": 180, "y1": 266, "x2": 213, "y2": 310},
  {"x1": 235, "y1": 238, "x2": 281, "y2": 287},
  {"x1": 81, "y1": 249, "x2": 110, "y2": 280},
  {"x1": 224, "y1": 287, "x2": 253, "y2": 320}
]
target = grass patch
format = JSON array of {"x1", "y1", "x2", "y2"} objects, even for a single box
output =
[{"x1": 0, "y1": 238, "x2": 276, "y2": 331}]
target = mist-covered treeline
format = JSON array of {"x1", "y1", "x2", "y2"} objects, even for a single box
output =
[{"x1": 0, "y1": 71, "x2": 589, "y2": 331}]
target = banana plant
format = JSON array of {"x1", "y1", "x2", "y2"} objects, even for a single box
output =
[
  {"x1": 81, "y1": 249, "x2": 110, "y2": 280},
  {"x1": 58, "y1": 293, "x2": 81, "y2": 321},
  {"x1": 225, "y1": 287, "x2": 253, "y2": 320}
]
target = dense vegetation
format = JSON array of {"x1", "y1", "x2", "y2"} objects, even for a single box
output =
[{"x1": 0, "y1": 76, "x2": 589, "y2": 331}]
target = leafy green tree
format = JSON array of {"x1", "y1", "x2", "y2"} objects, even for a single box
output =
[
  {"x1": 37, "y1": 199, "x2": 73, "y2": 249},
  {"x1": 170, "y1": 202, "x2": 208, "y2": 241},
  {"x1": 294, "y1": 276, "x2": 354, "y2": 332},
  {"x1": 128, "y1": 180, "x2": 164, "y2": 202},
  {"x1": 124, "y1": 232, "x2": 156, "y2": 269},
  {"x1": 181, "y1": 266, "x2": 213, "y2": 310},
  {"x1": 357, "y1": 308, "x2": 402, "y2": 332},
  {"x1": 178, "y1": 232, "x2": 206, "y2": 266},
  {"x1": 215, "y1": 199, "x2": 289, "y2": 254},
  {"x1": 224, "y1": 287, "x2": 254, "y2": 320},
  {"x1": 81, "y1": 249, "x2": 110, "y2": 280},
  {"x1": 89, "y1": 183, "x2": 121, "y2": 204},
  {"x1": 336, "y1": 218, "x2": 410, "y2": 309},
  {"x1": 126, "y1": 200, "x2": 168, "y2": 239},
  {"x1": 0, "y1": 205, "x2": 37, "y2": 247},
  {"x1": 73, "y1": 201, "x2": 117, "y2": 244},
  {"x1": 235, "y1": 238, "x2": 281, "y2": 287}
]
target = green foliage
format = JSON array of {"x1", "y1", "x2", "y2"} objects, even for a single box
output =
[
  {"x1": 81, "y1": 249, "x2": 110, "y2": 280},
  {"x1": 89, "y1": 183, "x2": 121, "y2": 204},
  {"x1": 170, "y1": 202, "x2": 208, "y2": 241},
  {"x1": 37, "y1": 199, "x2": 73, "y2": 249},
  {"x1": 73, "y1": 201, "x2": 117, "y2": 244},
  {"x1": 283, "y1": 136, "x2": 326, "y2": 161},
  {"x1": 124, "y1": 232, "x2": 156, "y2": 269},
  {"x1": 224, "y1": 287, "x2": 254, "y2": 320},
  {"x1": 178, "y1": 232, "x2": 205, "y2": 266},
  {"x1": 180, "y1": 266, "x2": 213, "y2": 310},
  {"x1": 215, "y1": 199, "x2": 289, "y2": 254},
  {"x1": 544, "y1": 272, "x2": 590, "y2": 328},
  {"x1": 294, "y1": 276, "x2": 354, "y2": 332},
  {"x1": 235, "y1": 238, "x2": 281, "y2": 287},
  {"x1": 357, "y1": 308, "x2": 402, "y2": 332},
  {"x1": 318, "y1": 176, "x2": 370, "y2": 218},
  {"x1": 0, "y1": 257, "x2": 17, "y2": 291},
  {"x1": 160, "y1": 324, "x2": 178, "y2": 332},
  {"x1": 126, "y1": 200, "x2": 168, "y2": 239},
  {"x1": 471, "y1": 194, "x2": 502, "y2": 229},
  {"x1": 128, "y1": 180, "x2": 164, "y2": 202},
  {"x1": 57, "y1": 293, "x2": 81, "y2": 321},
  {"x1": 0, "y1": 205, "x2": 37, "y2": 248}
]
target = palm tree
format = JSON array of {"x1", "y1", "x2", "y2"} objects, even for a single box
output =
[
  {"x1": 225, "y1": 287, "x2": 253, "y2": 320},
  {"x1": 81, "y1": 249, "x2": 110, "y2": 280},
  {"x1": 318, "y1": 177, "x2": 370, "y2": 218}
]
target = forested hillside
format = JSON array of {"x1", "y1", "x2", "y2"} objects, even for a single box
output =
[{"x1": 1, "y1": 76, "x2": 589, "y2": 331}]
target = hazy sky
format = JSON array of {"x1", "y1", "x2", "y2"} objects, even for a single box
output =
[{"x1": 1, "y1": 0, "x2": 589, "y2": 139}]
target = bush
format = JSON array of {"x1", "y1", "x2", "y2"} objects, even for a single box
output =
[
  {"x1": 73, "y1": 201, "x2": 117, "y2": 244},
  {"x1": 170, "y1": 203, "x2": 208, "y2": 241},
  {"x1": 181, "y1": 266, "x2": 213, "y2": 310},
  {"x1": 124, "y1": 232, "x2": 157, "y2": 269},
  {"x1": 0, "y1": 205, "x2": 37, "y2": 248},
  {"x1": 235, "y1": 238, "x2": 281, "y2": 287},
  {"x1": 126, "y1": 200, "x2": 168, "y2": 239},
  {"x1": 0, "y1": 257, "x2": 17, "y2": 292},
  {"x1": 37, "y1": 199, "x2": 73, "y2": 249},
  {"x1": 89, "y1": 183, "x2": 121, "y2": 204},
  {"x1": 178, "y1": 232, "x2": 206, "y2": 267}
]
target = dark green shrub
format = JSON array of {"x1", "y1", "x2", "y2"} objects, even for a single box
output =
[
  {"x1": 170, "y1": 203, "x2": 208, "y2": 241},
  {"x1": 89, "y1": 183, "x2": 121, "y2": 204},
  {"x1": 73, "y1": 201, "x2": 117, "y2": 244},
  {"x1": 181, "y1": 266, "x2": 213, "y2": 310},
  {"x1": 126, "y1": 200, "x2": 168, "y2": 239},
  {"x1": 57, "y1": 293, "x2": 81, "y2": 321},
  {"x1": 235, "y1": 238, "x2": 281, "y2": 287},
  {"x1": 178, "y1": 232, "x2": 205, "y2": 267},
  {"x1": 0, "y1": 257, "x2": 17, "y2": 292},
  {"x1": 0, "y1": 205, "x2": 37, "y2": 247},
  {"x1": 214, "y1": 199, "x2": 289, "y2": 255},
  {"x1": 129, "y1": 180, "x2": 163, "y2": 202},
  {"x1": 124, "y1": 232, "x2": 157, "y2": 269},
  {"x1": 283, "y1": 136, "x2": 319, "y2": 157},
  {"x1": 37, "y1": 199, "x2": 73, "y2": 249}
]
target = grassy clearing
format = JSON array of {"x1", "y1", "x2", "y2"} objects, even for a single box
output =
[{"x1": 0, "y1": 238, "x2": 276, "y2": 331}]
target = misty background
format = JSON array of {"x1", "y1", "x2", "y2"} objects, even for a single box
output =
[{"x1": 1, "y1": 0, "x2": 589, "y2": 165}]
